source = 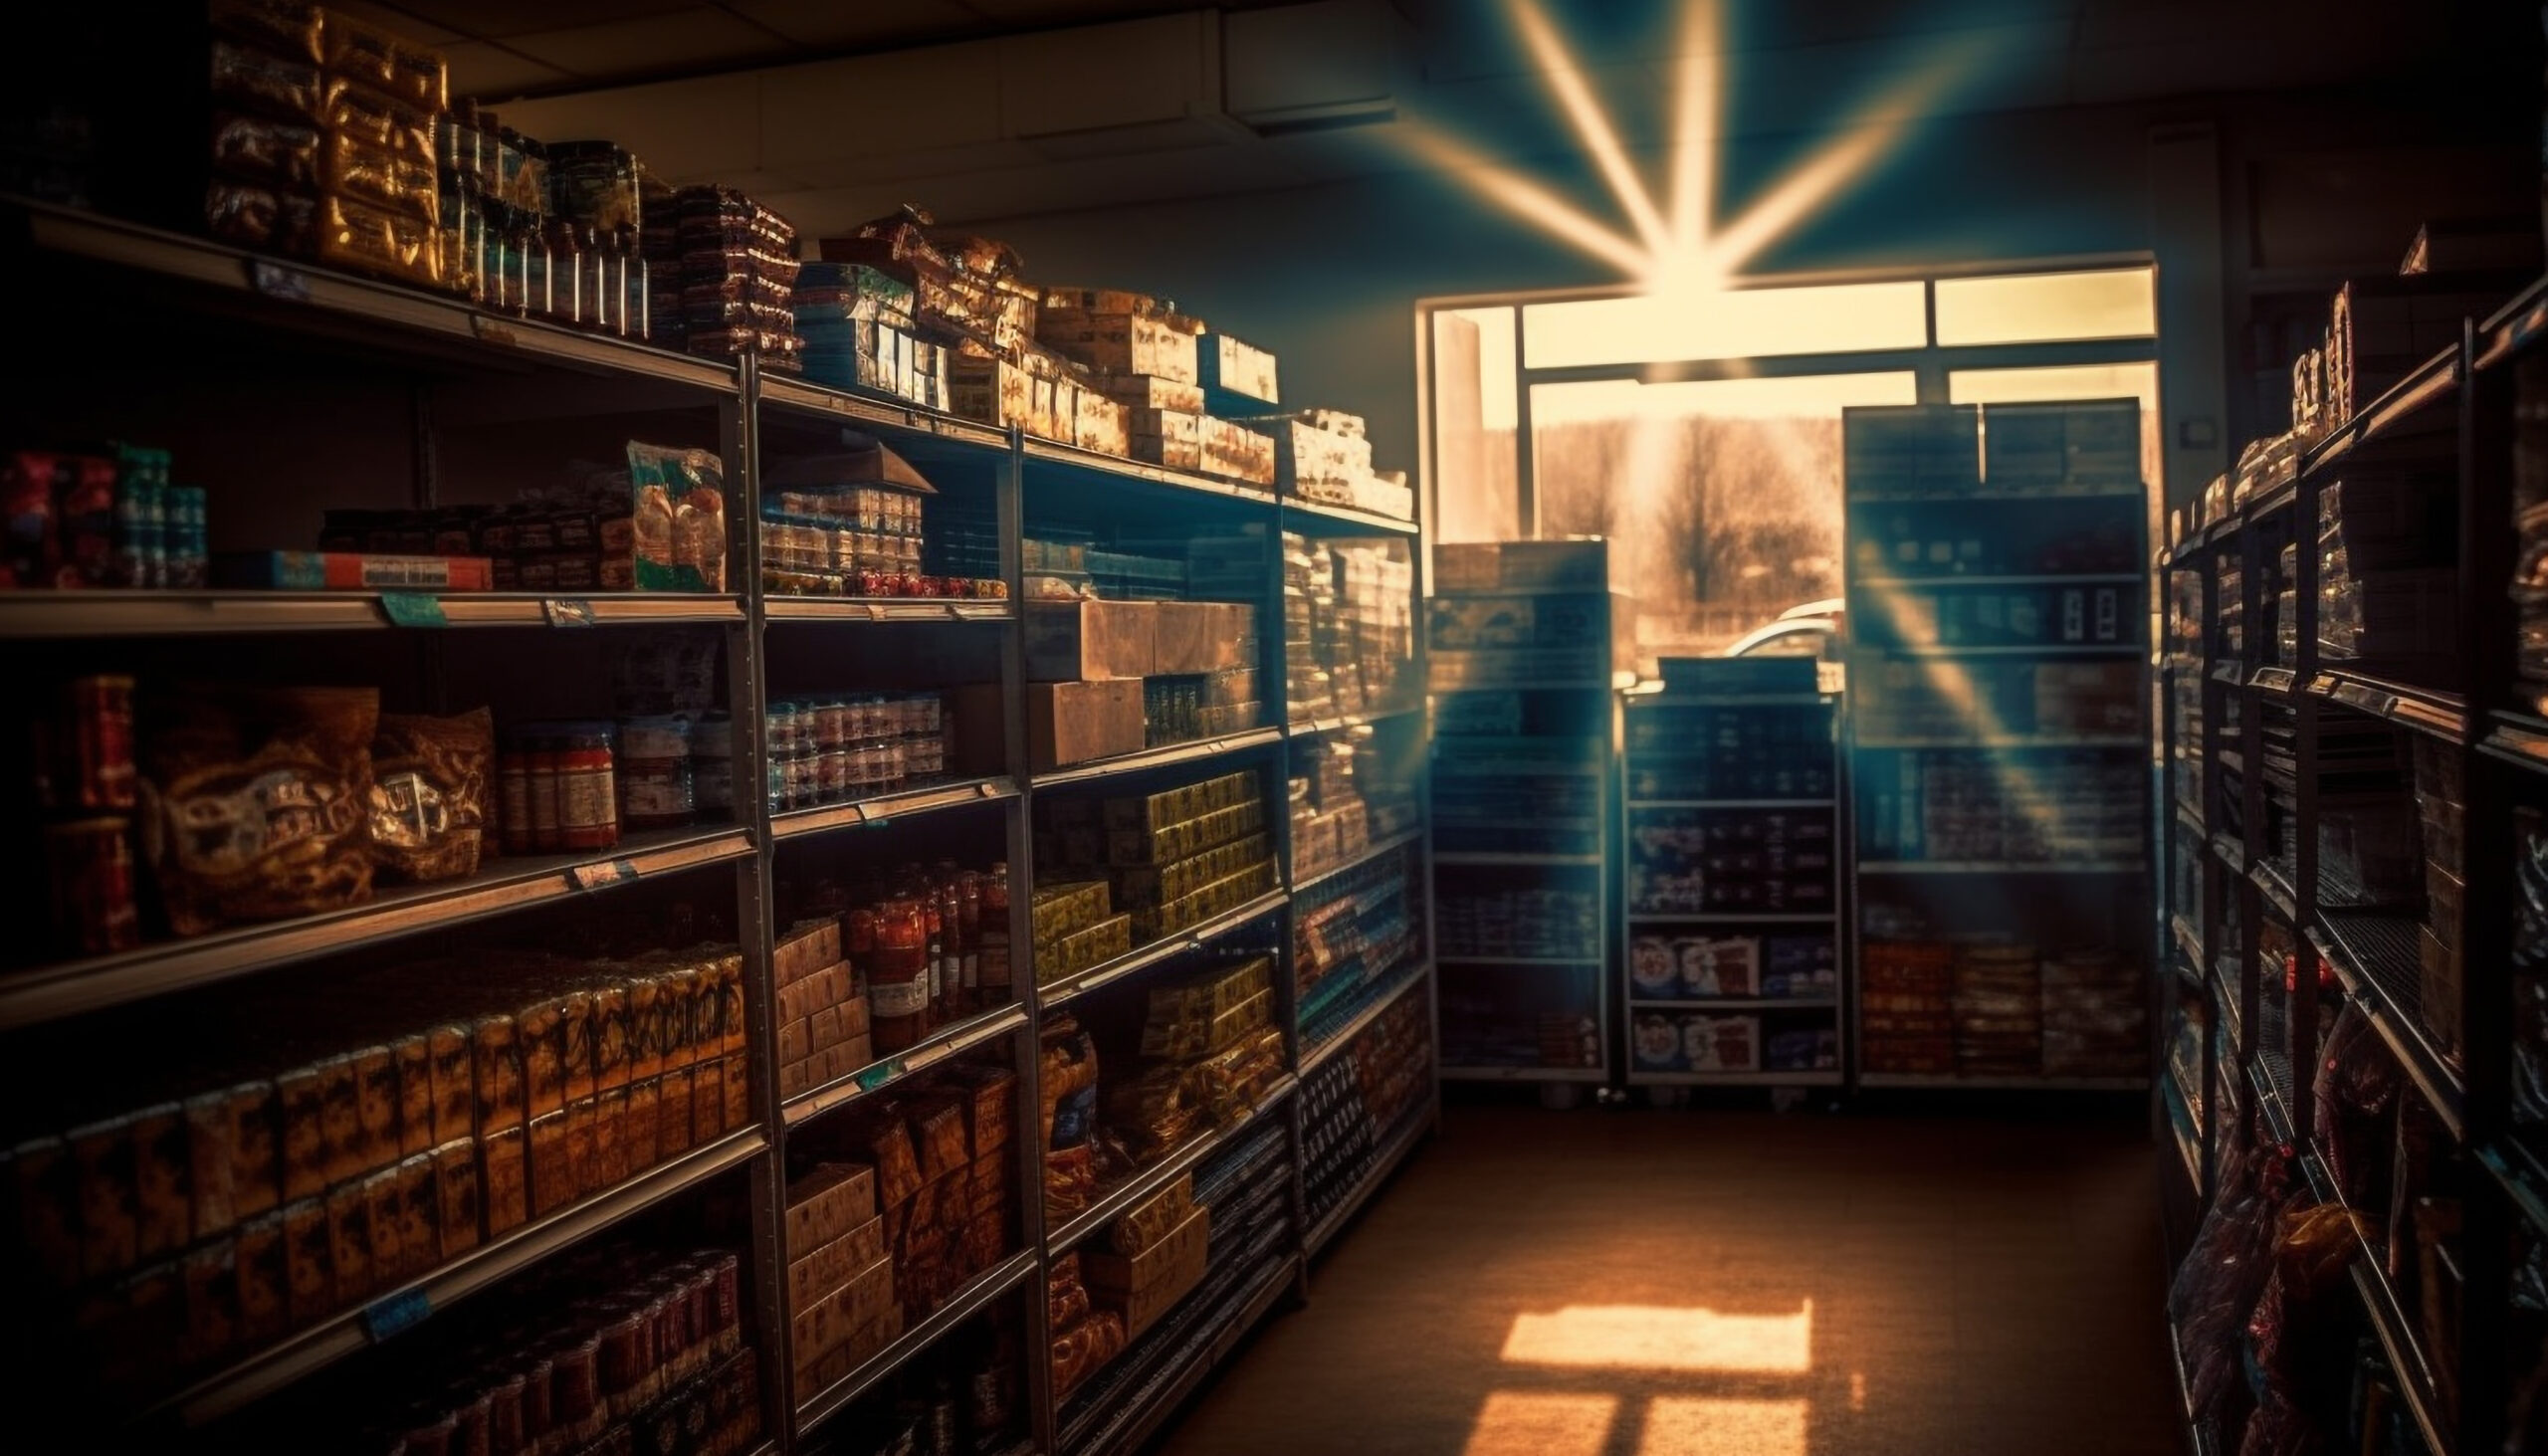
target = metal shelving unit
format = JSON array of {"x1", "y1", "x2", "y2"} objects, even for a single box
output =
[
  {"x1": 1620, "y1": 680, "x2": 1842, "y2": 1091},
  {"x1": 1842, "y1": 401, "x2": 2155, "y2": 1095},
  {"x1": 0, "y1": 195, "x2": 1432, "y2": 1455},
  {"x1": 2154, "y1": 267, "x2": 2548, "y2": 1456}
]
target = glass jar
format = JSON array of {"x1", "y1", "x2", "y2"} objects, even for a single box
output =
[
  {"x1": 553, "y1": 722, "x2": 618, "y2": 852},
  {"x1": 869, "y1": 898, "x2": 930, "y2": 1052}
]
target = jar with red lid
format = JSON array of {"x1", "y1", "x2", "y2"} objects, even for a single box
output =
[{"x1": 552, "y1": 724, "x2": 618, "y2": 852}]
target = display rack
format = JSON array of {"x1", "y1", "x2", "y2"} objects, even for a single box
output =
[
  {"x1": 1840, "y1": 401, "x2": 2154, "y2": 1092},
  {"x1": 2155, "y1": 268, "x2": 2548, "y2": 1456},
  {"x1": 0, "y1": 197, "x2": 1431, "y2": 1454},
  {"x1": 1426, "y1": 547, "x2": 1624, "y2": 1098},
  {"x1": 1619, "y1": 677, "x2": 1842, "y2": 1092}
]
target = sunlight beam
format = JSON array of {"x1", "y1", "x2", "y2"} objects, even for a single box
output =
[
  {"x1": 1501, "y1": 1302, "x2": 1814, "y2": 1373},
  {"x1": 1666, "y1": 0, "x2": 1720, "y2": 257},
  {"x1": 1462, "y1": 1392, "x2": 1618, "y2": 1456},
  {"x1": 1395, "y1": 121, "x2": 1654, "y2": 278},
  {"x1": 1510, "y1": 0, "x2": 1674, "y2": 258},
  {"x1": 1638, "y1": 1397, "x2": 1809, "y2": 1456}
]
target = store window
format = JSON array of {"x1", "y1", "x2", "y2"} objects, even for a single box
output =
[{"x1": 1422, "y1": 264, "x2": 2160, "y2": 673}]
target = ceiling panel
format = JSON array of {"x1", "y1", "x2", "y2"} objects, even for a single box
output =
[
  {"x1": 726, "y1": 0, "x2": 982, "y2": 47},
  {"x1": 381, "y1": 0, "x2": 706, "y2": 41},
  {"x1": 329, "y1": 0, "x2": 463, "y2": 45},
  {"x1": 442, "y1": 40, "x2": 577, "y2": 100},
  {"x1": 504, "y1": 9, "x2": 778, "y2": 76}
]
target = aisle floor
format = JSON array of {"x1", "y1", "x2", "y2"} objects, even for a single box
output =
[{"x1": 1157, "y1": 1103, "x2": 2178, "y2": 1456}]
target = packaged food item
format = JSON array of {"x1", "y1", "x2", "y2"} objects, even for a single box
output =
[
  {"x1": 367, "y1": 708, "x2": 493, "y2": 883},
  {"x1": 138, "y1": 685, "x2": 378, "y2": 935},
  {"x1": 624, "y1": 442, "x2": 728, "y2": 593}
]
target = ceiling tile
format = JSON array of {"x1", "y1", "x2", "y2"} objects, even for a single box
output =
[
  {"x1": 443, "y1": 40, "x2": 576, "y2": 100},
  {"x1": 504, "y1": 8, "x2": 782, "y2": 75},
  {"x1": 724, "y1": 0, "x2": 980, "y2": 47},
  {"x1": 379, "y1": 0, "x2": 704, "y2": 40},
  {"x1": 326, "y1": 1, "x2": 463, "y2": 45}
]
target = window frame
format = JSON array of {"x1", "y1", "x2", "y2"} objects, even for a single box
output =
[{"x1": 1415, "y1": 254, "x2": 2162, "y2": 542}]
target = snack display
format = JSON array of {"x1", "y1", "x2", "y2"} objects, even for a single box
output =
[
  {"x1": 1032, "y1": 770, "x2": 1278, "y2": 973},
  {"x1": 1436, "y1": 885, "x2": 1599, "y2": 961},
  {"x1": 1, "y1": 445, "x2": 204, "y2": 591},
  {"x1": 1285, "y1": 532, "x2": 1417, "y2": 726},
  {"x1": 1626, "y1": 806, "x2": 1836, "y2": 915},
  {"x1": 645, "y1": 185, "x2": 803, "y2": 369},
  {"x1": 1301, "y1": 987, "x2": 1431, "y2": 1225},
  {"x1": 1294, "y1": 843, "x2": 1419, "y2": 1053},
  {"x1": 766, "y1": 695, "x2": 955, "y2": 813},
  {"x1": 1855, "y1": 748, "x2": 2142, "y2": 864}
]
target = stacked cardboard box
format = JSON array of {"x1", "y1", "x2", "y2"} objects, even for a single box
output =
[
  {"x1": 19, "y1": 946, "x2": 752, "y2": 1399},
  {"x1": 1028, "y1": 879, "x2": 1134, "y2": 986},
  {"x1": 1236, "y1": 410, "x2": 1412, "y2": 520},
  {"x1": 793, "y1": 262, "x2": 951, "y2": 410},
  {"x1": 1103, "y1": 959, "x2": 1286, "y2": 1162},
  {"x1": 772, "y1": 918, "x2": 875, "y2": 1101},
  {"x1": 787, "y1": 1064, "x2": 1016, "y2": 1404},
  {"x1": 1036, "y1": 770, "x2": 1279, "y2": 952}
]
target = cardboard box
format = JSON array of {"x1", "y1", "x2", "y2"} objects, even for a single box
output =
[
  {"x1": 787, "y1": 1162, "x2": 878, "y2": 1253},
  {"x1": 1094, "y1": 373, "x2": 1206, "y2": 413},
  {"x1": 1200, "y1": 333, "x2": 1278, "y2": 406},
  {"x1": 1086, "y1": 1204, "x2": 1209, "y2": 1339},
  {"x1": 1154, "y1": 600, "x2": 1255, "y2": 675},
  {"x1": 1076, "y1": 389, "x2": 1131, "y2": 457},
  {"x1": 1039, "y1": 311, "x2": 1200, "y2": 384},
  {"x1": 1025, "y1": 680, "x2": 1148, "y2": 769},
  {"x1": 1198, "y1": 416, "x2": 1277, "y2": 486},
  {"x1": 1026, "y1": 599, "x2": 1156, "y2": 681},
  {"x1": 1431, "y1": 539, "x2": 1608, "y2": 593}
]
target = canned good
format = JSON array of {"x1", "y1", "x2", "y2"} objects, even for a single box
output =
[{"x1": 38, "y1": 675, "x2": 136, "y2": 813}]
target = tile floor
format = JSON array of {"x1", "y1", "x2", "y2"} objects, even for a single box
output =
[{"x1": 1153, "y1": 1102, "x2": 2179, "y2": 1456}]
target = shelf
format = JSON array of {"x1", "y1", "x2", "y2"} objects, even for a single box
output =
[
  {"x1": 1868, "y1": 643, "x2": 2142, "y2": 658},
  {"x1": 1845, "y1": 486, "x2": 2145, "y2": 504},
  {"x1": 1855, "y1": 1073, "x2": 2149, "y2": 1091},
  {"x1": 2298, "y1": 344, "x2": 2461, "y2": 481},
  {"x1": 1021, "y1": 437, "x2": 1280, "y2": 511},
  {"x1": 1073, "y1": 1254, "x2": 1298, "y2": 1456},
  {"x1": 148, "y1": 1127, "x2": 766, "y2": 1426},
  {"x1": 1030, "y1": 727, "x2": 1284, "y2": 790},
  {"x1": 1854, "y1": 733, "x2": 2143, "y2": 750},
  {"x1": 2482, "y1": 712, "x2": 2548, "y2": 774},
  {"x1": 1627, "y1": 912, "x2": 1836, "y2": 925},
  {"x1": 793, "y1": 1248, "x2": 1041, "y2": 1439},
  {"x1": 1290, "y1": 827, "x2": 1426, "y2": 897},
  {"x1": 2478, "y1": 270, "x2": 2548, "y2": 369},
  {"x1": 1858, "y1": 860, "x2": 2143, "y2": 874},
  {"x1": 2337, "y1": 1207, "x2": 2452, "y2": 1456},
  {"x1": 1306, "y1": 1109, "x2": 1432, "y2": 1257},
  {"x1": 1437, "y1": 1065, "x2": 1608, "y2": 1083},
  {"x1": 0, "y1": 824, "x2": 755, "y2": 1030},
  {"x1": 1627, "y1": 998, "x2": 1838, "y2": 1012},
  {"x1": 1626, "y1": 798, "x2": 1836, "y2": 809},
  {"x1": 2248, "y1": 860, "x2": 2298, "y2": 925},
  {"x1": 782, "y1": 1004, "x2": 1031, "y2": 1126},
  {"x1": 2210, "y1": 833, "x2": 2247, "y2": 876},
  {"x1": 2213, "y1": 955, "x2": 2244, "y2": 1053},
  {"x1": 1280, "y1": 496, "x2": 1420, "y2": 535},
  {"x1": 1626, "y1": 690, "x2": 1828, "y2": 707},
  {"x1": 1436, "y1": 953, "x2": 1600, "y2": 967},
  {"x1": 756, "y1": 373, "x2": 1010, "y2": 453},
  {"x1": 13, "y1": 198, "x2": 740, "y2": 394},
  {"x1": 770, "y1": 775, "x2": 1017, "y2": 842},
  {"x1": 2307, "y1": 672, "x2": 2465, "y2": 741},
  {"x1": 2169, "y1": 1324, "x2": 2219, "y2": 1456},
  {"x1": 2171, "y1": 914, "x2": 2204, "y2": 968},
  {"x1": 1285, "y1": 704, "x2": 1422, "y2": 738},
  {"x1": 2248, "y1": 667, "x2": 2298, "y2": 698},
  {"x1": 1854, "y1": 572, "x2": 2143, "y2": 587},
  {"x1": 1632, "y1": 1069, "x2": 1843, "y2": 1086},
  {"x1": 1432, "y1": 851, "x2": 1604, "y2": 867},
  {"x1": 0, "y1": 590, "x2": 747, "y2": 637},
  {"x1": 2478, "y1": 1140, "x2": 2548, "y2": 1237},
  {"x1": 2248, "y1": 1049, "x2": 2297, "y2": 1147},
  {"x1": 761, "y1": 597, "x2": 1016, "y2": 624},
  {"x1": 1036, "y1": 891, "x2": 1289, "y2": 1011},
  {"x1": 2309, "y1": 912, "x2": 2465, "y2": 1140},
  {"x1": 1046, "y1": 1078, "x2": 1299, "y2": 1252},
  {"x1": 1301, "y1": 962, "x2": 1433, "y2": 1074}
]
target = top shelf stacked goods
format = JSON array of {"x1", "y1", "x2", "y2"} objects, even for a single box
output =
[
  {"x1": 1842, "y1": 401, "x2": 2152, "y2": 1090},
  {"x1": 1427, "y1": 540, "x2": 1627, "y2": 1087},
  {"x1": 1621, "y1": 658, "x2": 1841, "y2": 1089}
]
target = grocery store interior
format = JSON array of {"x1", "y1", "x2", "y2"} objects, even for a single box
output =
[{"x1": 0, "y1": 1, "x2": 2539, "y2": 1453}]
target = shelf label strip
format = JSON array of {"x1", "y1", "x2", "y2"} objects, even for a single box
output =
[{"x1": 379, "y1": 591, "x2": 447, "y2": 628}]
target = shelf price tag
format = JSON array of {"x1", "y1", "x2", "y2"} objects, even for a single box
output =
[
  {"x1": 855, "y1": 1060, "x2": 904, "y2": 1092},
  {"x1": 361, "y1": 1287, "x2": 432, "y2": 1343},
  {"x1": 542, "y1": 598, "x2": 595, "y2": 628},
  {"x1": 568, "y1": 860, "x2": 639, "y2": 892},
  {"x1": 471, "y1": 314, "x2": 519, "y2": 348},
  {"x1": 249, "y1": 260, "x2": 312, "y2": 302},
  {"x1": 379, "y1": 592, "x2": 448, "y2": 627}
]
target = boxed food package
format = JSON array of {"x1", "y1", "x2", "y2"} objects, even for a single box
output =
[
  {"x1": 1093, "y1": 373, "x2": 1207, "y2": 413},
  {"x1": 1037, "y1": 309, "x2": 1200, "y2": 384},
  {"x1": 1083, "y1": 1204, "x2": 1209, "y2": 1340},
  {"x1": 1153, "y1": 600, "x2": 1256, "y2": 675},
  {"x1": 1200, "y1": 333, "x2": 1278, "y2": 407},
  {"x1": 1199, "y1": 417, "x2": 1277, "y2": 487},
  {"x1": 1025, "y1": 599, "x2": 1156, "y2": 681},
  {"x1": 1024, "y1": 680, "x2": 1146, "y2": 769}
]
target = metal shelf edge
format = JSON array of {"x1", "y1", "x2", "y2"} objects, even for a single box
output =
[
  {"x1": 1305, "y1": 1111, "x2": 1433, "y2": 1257},
  {"x1": 1046, "y1": 1079, "x2": 1300, "y2": 1252},
  {"x1": 770, "y1": 777, "x2": 1018, "y2": 842},
  {"x1": 156, "y1": 1127, "x2": 767, "y2": 1426},
  {"x1": 1300, "y1": 962, "x2": 1433, "y2": 1074},
  {"x1": 792, "y1": 1248, "x2": 1041, "y2": 1438},
  {"x1": 782, "y1": 1005, "x2": 1031, "y2": 1126},
  {"x1": 1289, "y1": 827, "x2": 1426, "y2": 896},
  {"x1": 1029, "y1": 728, "x2": 1285, "y2": 790},
  {"x1": 1035, "y1": 891, "x2": 1289, "y2": 1011},
  {"x1": 0, "y1": 826, "x2": 755, "y2": 1030},
  {"x1": 2305, "y1": 920, "x2": 2467, "y2": 1140}
]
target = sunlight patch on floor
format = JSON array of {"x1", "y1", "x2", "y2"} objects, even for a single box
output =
[
  {"x1": 1460, "y1": 1392, "x2": 1619, "y2": 1456},
  {"x1": 1501, "y1": 1302, "x2": 1814, "y2": 1373}
]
